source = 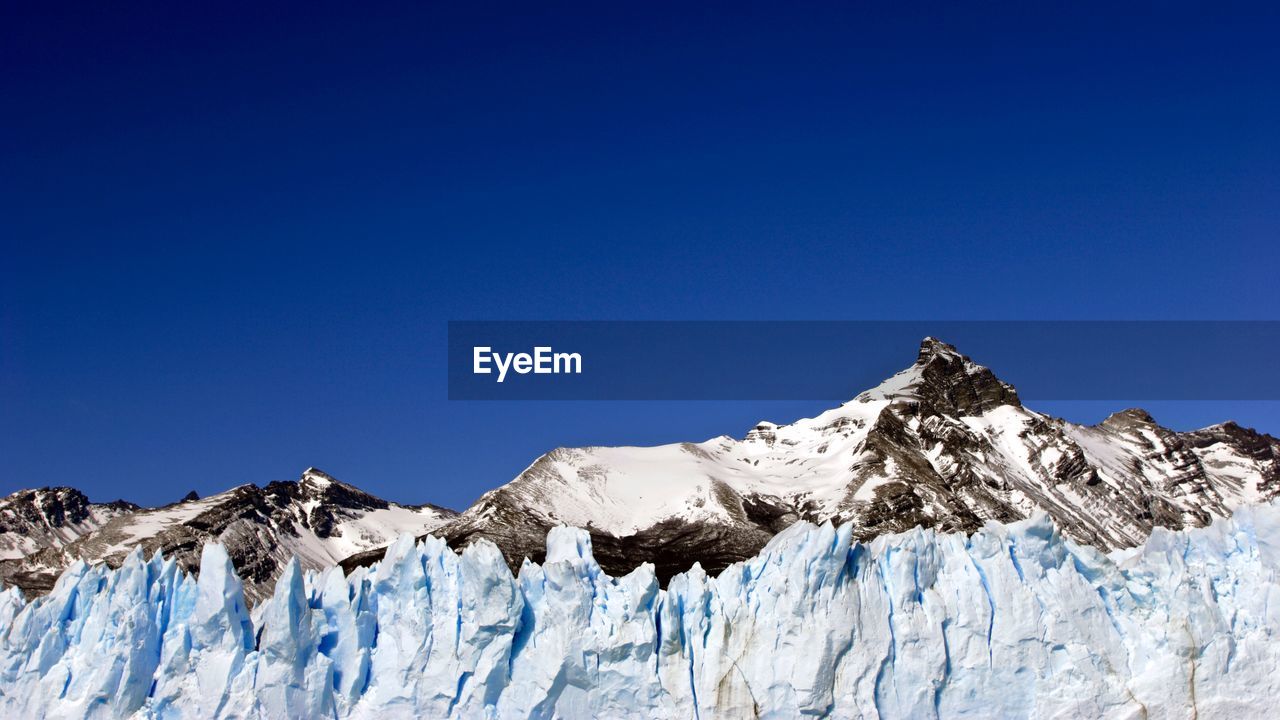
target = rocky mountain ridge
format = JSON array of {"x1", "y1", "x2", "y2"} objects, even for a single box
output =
[
  {"x1": 0, "y1": 487, "x2": 138, "y2": 561},
  {"x1": 0, "y1": 468, "x2": 455, "y2": 602},
  {"x1": 4, "y1": 338, "x2": 1278, "y2": 598}
]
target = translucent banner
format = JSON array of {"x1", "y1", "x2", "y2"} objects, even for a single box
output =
[{"x1": 447, "y1": 321, "x2": 1280, "y2": 400}]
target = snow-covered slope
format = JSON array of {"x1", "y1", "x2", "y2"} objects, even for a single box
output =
[
  {"x1": 0, "y1": 469, "x2": 455, "y2": 603},
  {"x1": 349, "y1": 338, "x2": 1280, "y2": 581},
  {"x1": 3, "y1": 502, "x2": 1279, "y2": 718},
  {"x1": 0, "y1": 487, "x2": 137, "y2": 560}
]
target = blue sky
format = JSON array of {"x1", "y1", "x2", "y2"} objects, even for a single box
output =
[{"x1": 2, "y1": 2, "x2": 1278, "y2": 508}]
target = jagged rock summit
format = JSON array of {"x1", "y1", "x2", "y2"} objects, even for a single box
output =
[
  {"x1": 889, "y1": 336, "x2": 1021, "y2": 413},
  {"x1": 346, "y1": 337, "x2": 1280, "y2": 581}
]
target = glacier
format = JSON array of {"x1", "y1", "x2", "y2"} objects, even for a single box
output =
[{"x1": 2, "y1": 505, "x2": 1279, "y2": 719}]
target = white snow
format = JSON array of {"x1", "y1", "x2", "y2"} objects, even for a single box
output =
[
  {"x1": 97, "y1": 493, "x2": 233, "y2": 557},
  {"x1": 279, "y1": 504, "x2": 455, "y2": 567},
  {"x1": 493, "y1": 395, "x2": 895, "y2": 535},
  {"x1": 1192, "y1": 441, "x2": 1269, "y2": 506}
]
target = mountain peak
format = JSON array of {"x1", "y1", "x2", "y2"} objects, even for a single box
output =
[
  {"x1": 290, "y1": 468, "x2": 389, "y2": 516},
  {"x1": 743, "y1": 421, "x2": 778, "y2": 445},
  {"x1": 1101, "y1": 408, "x2": 1157, "y2": 428},
  {"x1": 917, "y1": 336, "x2": 964, "y2": 363},
  {"x1": 858, "y1": 338, "x2": 1020, "y2": 414},
  {"x1": 301, "y1": 467, "x2": 335, "y2": 487}
]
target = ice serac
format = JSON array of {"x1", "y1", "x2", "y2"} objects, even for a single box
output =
[{"x1": 3, "y1": 505, "x2": 1280, "y2": 718}]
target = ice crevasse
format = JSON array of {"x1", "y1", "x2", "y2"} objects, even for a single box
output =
[{"x1": 2, "y1": 504, "x2": 1279, "y2": 719}]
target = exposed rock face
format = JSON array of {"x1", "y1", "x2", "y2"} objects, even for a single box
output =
[
  {"x1": 0, "y1": 487, "x2": 137, "y2": 561},
  {"x1": 0, "y1": 469, "x2": 456, "y2": 602},
  {"x1": 346, "y1": 338, "x2": 1280, "y2": 583},
  {"x1": 905, "y1": 336, "x2": 1022, "y2": 414}
]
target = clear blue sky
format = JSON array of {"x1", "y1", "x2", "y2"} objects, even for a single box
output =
[{"x1": 2, "y1": 2, "x2": 1278, "y2": 508}]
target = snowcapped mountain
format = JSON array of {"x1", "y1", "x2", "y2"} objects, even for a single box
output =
[
  {"x1": 346, "y1": 337, "x2": 1280, "y2": 581},
  {"x1": 4, "y1": 338, "x2": 1277, "y2": 604},
  {"x1": 0, "y1": 487, "x2": 138, "y2": 561},
  {"x1": 0, "y1": 469, "x2": 455, "y2": 602},
  {"x1": 3, "y1": 336, "x2": 1280, "y2": 717},
  {"x1": 3, "y1": 500, "x2": 1279, "y2": 718}
]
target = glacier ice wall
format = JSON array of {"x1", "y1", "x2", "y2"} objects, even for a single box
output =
[{"x1": 2, "y1": 505, "x2": 1280, "y2": 719}]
